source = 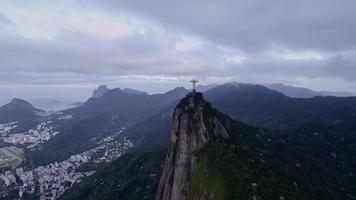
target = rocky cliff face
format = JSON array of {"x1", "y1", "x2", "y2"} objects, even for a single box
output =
[
  {"x1": 92, "y1": 85, "x2": 110, "y2": 98},
  {"x1": 155, "y1": 92, "x2": 230, "y2": 200}
]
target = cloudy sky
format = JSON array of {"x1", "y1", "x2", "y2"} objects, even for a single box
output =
[{"x1": 0, "y1": 0, "x2": 355, "y2": 106}]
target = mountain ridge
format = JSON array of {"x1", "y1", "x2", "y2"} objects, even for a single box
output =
[
  {"x1": 205, "y1": 83, "x2": 356, "y2": 129},
  {"x1": 60, "y1": 89, "x2": 356, "y2": 200},
  {"x1": 265, "y1": 83, "x2": 355, "y2": 98},
  {"x1": 31, "y1": 87, "x2": 189, "y2": 166}
]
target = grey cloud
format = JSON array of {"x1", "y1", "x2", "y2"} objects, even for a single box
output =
[
  {"x1": 324, "y1": 55, "x2": 356, "y2": 81},
  {"x1": 224, "y1": 54, "x2": 356, "y2": 82},
  {"x1": 86, "y1": 0, "x2": 356, "y2": 83},
  {"x1": 1, "y1": 0, "x2": 356, "y2": 97},
  {"x1": 0, "y1": 31, "x2": 174, "y2": 74},
  {"x1": 0, "y1": 13, "x2": 10, "y2": 25},
  {"x1": 0, "y1": 26, "x2": 229, "y2": 77},
  {"x1": 90, "y1": 0, "x2": 356, "y2": 53}
]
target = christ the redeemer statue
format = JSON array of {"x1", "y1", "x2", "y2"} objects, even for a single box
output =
[{"x1": 190, "y1": 79, "x2": 198, "y2": 93}]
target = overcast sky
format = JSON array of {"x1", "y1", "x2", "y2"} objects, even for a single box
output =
[{"x1": 0, "y1": 0, "x2": 355, "y2": 105}]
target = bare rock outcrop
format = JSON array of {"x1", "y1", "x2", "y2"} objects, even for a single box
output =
[
  {"x1": 155, "y1": 92, "x2": 230, "y2": 200},
  {"x1": 92, "y1": 85, "x2": 110, "y2": 98}
]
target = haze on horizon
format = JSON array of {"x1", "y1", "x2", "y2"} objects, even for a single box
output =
[{"x1": 0, "y1": 0, "x2": 356, "y2": 105}]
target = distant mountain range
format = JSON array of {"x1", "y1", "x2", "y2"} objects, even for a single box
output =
[
  {"x1": 1, "y1": 83, "x2": 353, "y2": 112},
  {"x1": 2, "y1": 83, "x2": 356, "y2": 199},
  {"x1": 62, "y1": 91, "x2": 356, "y2": 200},
  {"x1": 76, "y1": 87, "x2": 188, "y2": 124},
  {"x1": 31, "y1": 86, "x2": 189, "y2": 166},
  {"x1": 121, "y1": 83, "x2": 356, "y2": 150},
  {"x1": 3, "y1": 83, "x2": 356, "y2": 164},
  {"x1": 194, "y1": 82, "x2": 355, "y2": 98},
  {"x1": 265, "y1": 83, "x2": 355, "y2": 98},
  {"x1": 92, "y1": 85, "x2": 149, "y2": 98},
  {"x1": 205, "y1": 83, "x2": 356, "y2": 129}
]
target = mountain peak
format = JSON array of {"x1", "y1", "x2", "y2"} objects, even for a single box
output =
[
  {"x1": 176, "y1": 92, "x2": 205, "y2": 108},
  {"x1": 0, "y1": 98, "x2": 43, "y2": 123},
  {"x1": 166, "y1": 86, "x2": 188, "y2": 94},
  {"x1": 92, "y1": 85, "x2": 110, "y2": 98},
  {"x1": 10, "y1": 98, "x2": 34, "y2": 109},
  {"x1": 173, "y1": 86, "x2": 187, "y2": 90},
  {"x1": 156, "y1": 92, "x2": 229, "y2": 200}
]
